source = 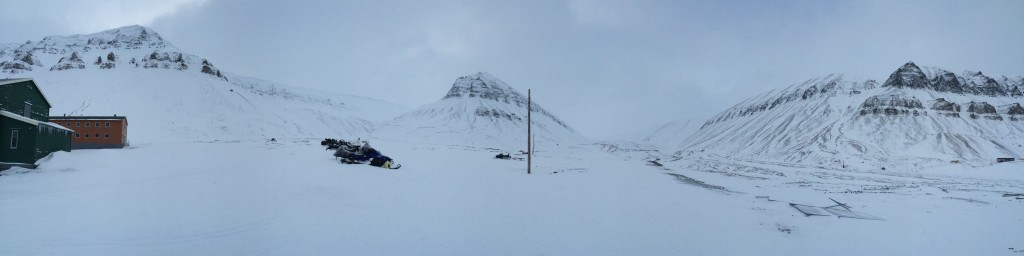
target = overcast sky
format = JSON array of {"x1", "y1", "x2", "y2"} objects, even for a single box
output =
[{"x1": 2, "y1": 0, "x2": 1023, "y2": 139}]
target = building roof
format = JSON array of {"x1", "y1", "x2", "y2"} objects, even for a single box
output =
[
  {"x1": 1, "y1": 110, "x2": 40, "y2": 125},
  {"x1": 1, "y1": 110, "x2": 74, "y2": 132},
  {"x1": 0, "y1": 78, "x2": 32, "y2": 84},
  {"x1": 43, "y1": 122, "x2": 74, "y2": 132},
  {"x1": 49, "y1": 116, "x2": 128, "y2": 120},
  {"x1": 0, "y1": 78, "x2": 52, "y2": 108}
]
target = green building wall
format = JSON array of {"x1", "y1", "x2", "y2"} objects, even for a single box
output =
[
  {"x1": 0, "y1": 116, "x2": 39, "y2": 164},
  {"x1": 0, "y1": 80, "x2": 52, "y2": 122}
]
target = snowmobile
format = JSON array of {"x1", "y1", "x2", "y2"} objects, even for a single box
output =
[
  {"x1": 333, "y1": 141, "x2": 400, "y2": 169},
  {"x1": 493, "y1": 152, "x2": 524, "y2": 161}
]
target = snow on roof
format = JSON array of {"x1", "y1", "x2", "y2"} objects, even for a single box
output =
[
  {"x1": 0, "y1": 110, "x2": 41, "y2": 125},
  {"x1": 49, "y1": 116, "x2": 127, "y2": 120},
  {"x1": 0, "y1": 78, "x2": 32, "y2": 86},
  {"x1": 42, "y1": 122, "x2": 74, "y2": 133},
  {"x1": 0, "y1": 78, "x2": 52, "y2": 107},
  {"x1": 0, "y1": 110, "x2": 74, "y2": 133}
]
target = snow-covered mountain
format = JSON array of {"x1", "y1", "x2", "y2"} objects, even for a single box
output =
[
  {"x1": 0, "y1": 25, "x2": 406, "y2": 142},
  {"x1": 373, "y1": 72, "x2": 585, "y2": 151},
  {"x1": 677, "y1": 62, "x2": 1024, "y2": 168}
]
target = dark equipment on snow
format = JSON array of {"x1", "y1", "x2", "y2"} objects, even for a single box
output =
[
  {"x1": 493, "y1": 152, "x2": 525, "y2": 161},
  {"x1": 328, "y1": 139, "x2": 400, "y2": 169}
]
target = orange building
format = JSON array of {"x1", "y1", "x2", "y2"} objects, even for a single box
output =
[{"x1": 49, "y1": 115, "x2": 128, "y2": 149}]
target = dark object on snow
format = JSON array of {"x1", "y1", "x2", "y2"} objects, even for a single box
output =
[
  {"x1": 370, "y1": 156, "x2": 399, "y2": 169},
  {"x1": 323, "y1": 138, "x2": 351, "y2": 150},
  {"x1": 321, "y1": 138, "x2": 340, "y2": 146},
  {"x1": 997, "y1": 157, "x2": 1015, "y2": 163},
  {"x1": 270, "y1": 138, "x2": 276, "y2": 142},
  {"x1": 332, "y1": 141, "x2": 399, "y2": 169},
  {"x1": 495, "y1": 153, "x2": 511, "y2": 159}
]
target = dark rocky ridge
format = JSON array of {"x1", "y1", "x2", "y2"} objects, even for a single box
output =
[
  {"x1": 882, "y1": 62, "x2": 1020, "y2": 97},
  {"x1": 882, "y1": 62, "x2": 930, "y2": 89}
]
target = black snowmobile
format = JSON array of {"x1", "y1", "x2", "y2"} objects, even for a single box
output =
[{"x1": 332, "y1": 141, "x2": 400, "y2": 169}]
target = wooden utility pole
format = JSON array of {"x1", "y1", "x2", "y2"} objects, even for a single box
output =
[{"x1": 527, "y1": 89, "x2": 532, "y2": 174}]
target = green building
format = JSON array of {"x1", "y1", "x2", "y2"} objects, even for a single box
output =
[{"x1": 1, "y1": 78, "x2": 73, "y2": 168}]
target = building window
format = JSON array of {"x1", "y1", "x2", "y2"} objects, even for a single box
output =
[
  {"x1": 95, "y1": 122, "x2": 99, "y2": 127},
  {"x1": 66, "y1": 122, "x2": 71, "y2": 126},
  {"x1": 75, "y1": 133, "x2": 80, "y2": 138},
  {"x1": 105, "y1": 122, "x2": 110, "y2": 127},
  {"x1": 85, "y1": 122, "x2": 90, "y2": 127},
  {"x1": 85, "y1": 134, "x2": 89, "y2": 138},
  {"x1": 105, "y1": 133, "x2": 110, "y2": 138},
  {"x1": 9, "y1": 130, "x2": 18, "y2": 149},
  {"x1": 76, "y1": 122, "x2": 80, "y2": 127},
  {"x1": 95, "y1": 133, "x2": 100, "y2": 138}
]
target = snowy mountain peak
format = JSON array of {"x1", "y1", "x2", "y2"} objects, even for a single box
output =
[
  {"x1": 444, "y1": 72, "x2": 527, "y2": 104},
  {"x1": 881, "y1": 61, "x2": 929, "y2": 89},
  {"x1": 376, "y1": 72, "x2": 584, "y2": 150},
  {"x1": 1, "y1": 25, "x2": 226, "y2": 78}
]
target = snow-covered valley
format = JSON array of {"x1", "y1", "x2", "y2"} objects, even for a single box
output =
[{"x1": 1, "y1": 139, "x2": 1021, "y2": 255}]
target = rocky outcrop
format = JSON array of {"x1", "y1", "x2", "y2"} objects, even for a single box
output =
[
  {"x1": 49, "y1": 51, "x2": 86, "y2": 71},
  {"x1": 930, "y1": 98, "x2": 961, "y2": 117},
  {"x1": 930, "y1": 71, "x2": 965, "y2": 94},
  {"x1": 966, "y1": 101, "x2": 1001, "y2": 120},
  {"x1": 859, "y1": 94, "x2": 925, "y2": 116},
  {"x1": 1010, "y1": 86, "x2": 1023, "y2": 97},
  {"x1": 1005, "y1": 103, "x2": 1024, "y2": 115},
  {"x1": 475, "y1": 107, "x2": 523, "y2": 121},
  {"x1": 141, "y1": 51, "x2": 188, "y2": 71},
  {"x1": 200, "y1": 59, "x2": 227, "y2": 80},
  {"x1": 1004, "y1": 103, "x2": 1024, "y2": 121},
  {"x1": 0, "y1": 60, "x2": 33, "y2": 73}
]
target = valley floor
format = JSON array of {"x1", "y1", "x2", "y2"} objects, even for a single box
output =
[{"x1": 1, "y1": 139, "x2": 1022, "y2": 255}]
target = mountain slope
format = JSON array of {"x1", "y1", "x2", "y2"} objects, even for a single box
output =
[
  {"x1": 373, "y1": 72, "x2": 585, "y2": 150},
  {"x1": 678, "y1": 62, "x2": 1024, "y2": 168},
  {"x1": 1, "y1": 25, "x2": 406, "y2": 142},
  {"x1": 638, "y1": 119, "x2": 702, "y2": 151}
]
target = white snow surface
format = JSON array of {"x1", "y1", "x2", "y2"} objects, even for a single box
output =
[{"x1": 1, "y1": 139, "x2": 1021, "y2": 255}]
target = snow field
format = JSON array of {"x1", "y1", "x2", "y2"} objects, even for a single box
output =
[{"x1": 1, "y1": 139, "x2": 1021, "y2": 255}]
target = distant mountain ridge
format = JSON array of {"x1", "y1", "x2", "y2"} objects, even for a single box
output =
[{"x1": 673, "y1": 62, "x2": 1024, "y2": 168}]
